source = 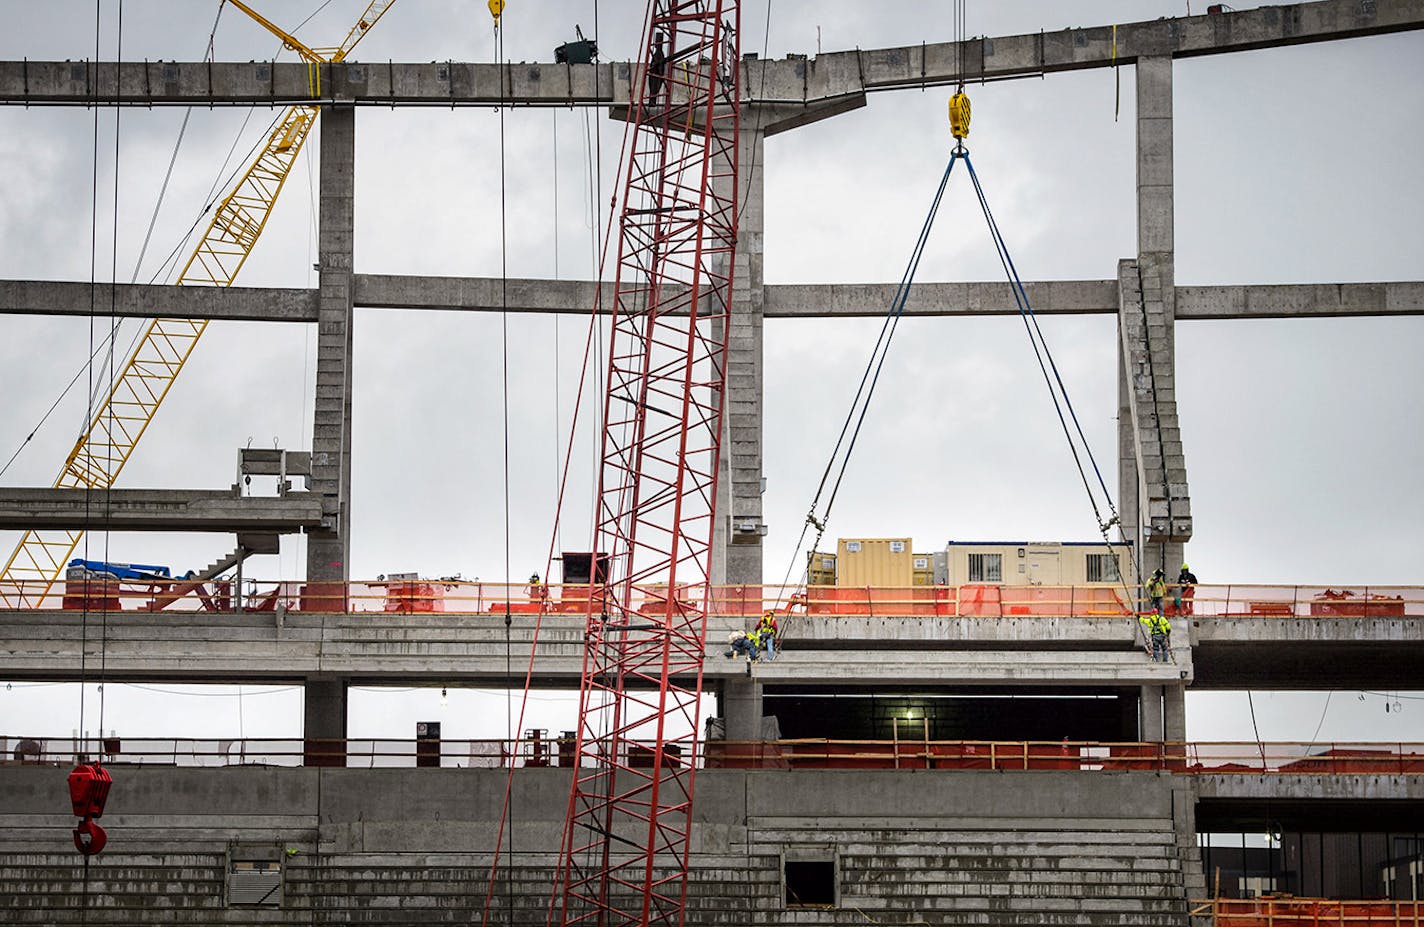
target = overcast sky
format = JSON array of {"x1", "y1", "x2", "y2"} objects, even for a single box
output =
[{"x1": 1, "y1": 2, "x2": 1420, "y2": 746}]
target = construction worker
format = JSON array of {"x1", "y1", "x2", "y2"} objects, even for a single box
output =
[
  {"x1": 1139, "y1": 610, "x2": 1171, "y2": 662},
  {"x1": 756, "y1": 610, "x2": 779, "y2": 662},
  {"x1": 724, "y1": 630, "x2": 759, "y2": 661},
  {"x1": 1174, "y1": 563, "x2": 1198, "y2": 616},
  {"x1": 1147, "y1": 568, "x2": 1167, "y2": 616},
  {"x1": 528, "y1": 572, "x2": 548, "y2": 606},
  {"x1": 647, "y1": 32, "x2": 667, "y2": 105}
]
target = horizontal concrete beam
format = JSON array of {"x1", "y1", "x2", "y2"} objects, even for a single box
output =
[
  {"x1": 1175, "y1": 282, "x2": 1424, "y2": 319},
  {"x1": 1191, "y1": 615, "x2": 1424, "y2": 690},
  {"x1": 5, "y1": 277, "x2": 1422, "y2": 320},
  {"x1": 0, "y1": 488, "x2": 325, "y2": 532},
  {"x1": 765, "y1": 280, "x2": 1120, "y2": 317},
  {"x1": 353, "y1": 273, "x2": 606, "y2": 315},
  {"x1": 4, "y1": 1, "x2": 1421, "y2": 107},
  {"x1": 0, "y1": 279, "x2": 317, "y2": 321},
  {"x1": 0, "y1": 611, "x2": 1182, "y2": 686}
]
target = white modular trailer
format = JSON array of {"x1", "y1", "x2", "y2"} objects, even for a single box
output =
[{"x1": 939, "y1": 541, "x2": 1134, "y2": 587}]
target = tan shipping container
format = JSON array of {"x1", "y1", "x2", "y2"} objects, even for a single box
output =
[
  {"x1": 836, "y1": 538, "x2": 914, "y2": 588},
  {"x1": 912, "y1": 553, "x2": 934, "y2": 587},
  {"x1": 806, "y1": 551, "x2": 837, "y2": 586}
]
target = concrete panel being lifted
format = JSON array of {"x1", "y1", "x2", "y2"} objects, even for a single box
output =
[{"x1": 0, "y1": 488, "x2": 325, "y2": 532}]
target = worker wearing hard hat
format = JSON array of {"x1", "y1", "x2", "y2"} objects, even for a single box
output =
[
  {"x1": 756, "y1": 610, "x2": 779, "y2": 662},
  {"x1": 1147, "y1": 568, "x2": 1168, "y2": 616},
  {"x1": 1174, "y1": 563, "x2": 1199, "y2": 616},
  {"x1": 1139, "y1": 610, "x2": 1172, "y2": 662}
]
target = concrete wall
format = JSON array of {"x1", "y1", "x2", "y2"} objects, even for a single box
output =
[{"x1": 0, "y1": 765, "x2": 1194, "y2": 925}]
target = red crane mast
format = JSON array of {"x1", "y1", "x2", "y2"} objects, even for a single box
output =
[{"x1": 553, "y1": 3, "x2": 740, "y2": 925}]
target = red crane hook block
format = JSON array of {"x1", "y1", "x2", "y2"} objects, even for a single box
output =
[
  {"x1": 67, "y1": 763, "x2": 112, "y2": 819},
  {"x1": 67, "y1": 763, "x2": 113, "y2": 856}
]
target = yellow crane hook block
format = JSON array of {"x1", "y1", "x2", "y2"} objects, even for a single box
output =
[
  {"x1": 488, "y1": 0, "x2": 504, "y2": 24},
  {"x1": 949, "y1": 90, "x2": 971, "y2": 140}
]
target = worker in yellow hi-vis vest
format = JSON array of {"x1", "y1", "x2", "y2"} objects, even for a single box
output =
[{"x1": 1139, "y1": 610, "x2": 1171, "y2": 662}]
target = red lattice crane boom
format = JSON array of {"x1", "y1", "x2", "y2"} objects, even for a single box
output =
[{"x1": 553, "y1": 4, "x2": 740, "y2": 925}]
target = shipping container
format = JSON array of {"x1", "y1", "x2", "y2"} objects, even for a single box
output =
[
  {"x1": 836, "y1": 538, "x2": 914, "y2": 588},
  {"x1": 805, "y1": 551, "x2": 836, "y2": 586},
  {"x1": 911, "y1": 553, "x2": 934, "y2": 586}
]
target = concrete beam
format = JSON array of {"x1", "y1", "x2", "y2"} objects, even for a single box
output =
[
  {"x1": 353, "y1": 273, "x2": 607, "y2": 315},
  {"x1": 0, "y1": 488, "x2": 325, "y2": 532},
  {"x1": 4, "y1": 1, "x2": 1421, "y2": 107},
  {"x1": 0, "y1": 611, "x2": 1187, "y2": 687},
  {"x1": 6, "y1": 277, "x2": 1422, "y2": 321},
  {"x1": 764, "y1": 280, "x2": 1119, "y2": 317},
  {"x1": 0, "y1": 279, "x2": 317, "y2": 321},
  {"x1": 1192, "y1": 615, "x2": 1424, "y2": 690},
  {"x1": 1176, "y1": 282, "x2": 1424, "y2": 319}
]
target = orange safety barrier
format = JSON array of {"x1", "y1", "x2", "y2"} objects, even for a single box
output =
[
  {"x1": 4, "y1": 580, "x2": 1421, "y2": 619},
  {"x1": 1195, "y1": 898, "x2": 1424, "y2": 926},
  {"x1": 6, "y1": 737, "x2": 1422, "y2": 774}
]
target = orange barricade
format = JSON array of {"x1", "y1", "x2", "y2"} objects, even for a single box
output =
[
  {"x1": 1208, "y1": 898, "x2": 1424, "y2": 926},
  {"x1": 1026, "y1": 742, "x2": 1082, "y2": 770},
  {"x1": 382, "y1": 582, "x2": 444, "y2": 613}
]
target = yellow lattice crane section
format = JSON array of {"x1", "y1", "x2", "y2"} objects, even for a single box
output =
[{"x1": 0, "y1": 2, "x2": 396, "y2": 608}]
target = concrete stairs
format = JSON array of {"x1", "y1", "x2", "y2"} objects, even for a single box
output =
[
  {"x1": 747, "y1": 818, "x2": 1191, "y2": 926},
  {"x1": 1118, "y1": 256, "x2": 1192, "y2": 546},
  {"x1": 1, "y1": 853, "x2": 236, "y2": 924}
]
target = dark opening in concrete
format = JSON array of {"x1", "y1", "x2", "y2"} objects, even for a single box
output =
[{"x1": 785, "y1": 859, "x2": 835, "y2": 907}]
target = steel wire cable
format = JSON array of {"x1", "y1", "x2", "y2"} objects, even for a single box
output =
[
  {"x1": 961, "y1": 150, "x2": 1147, "y2": 645},
  {"x1": 774, "y1": 155, "x2": 958, "y2": 620}
]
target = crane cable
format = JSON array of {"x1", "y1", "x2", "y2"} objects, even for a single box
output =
[
  {"x1": 775, "y1": 0, "x2": 969, "y2": 625},
  {"x1": 772, "y1": 154, "x2": 959, "y2": 614},
  {"x1": 478, "y1": 3, "x2": 519, "y2": 923},
  {"x1": 0, "y1": 3, "x2": 240, "y2": 482},
  {"x1": 779, "y1": 136, "x2": 1142, "y2": 650},
  {"x1": 960, "y1": 151, "x2": 1150, "y2": 648}
]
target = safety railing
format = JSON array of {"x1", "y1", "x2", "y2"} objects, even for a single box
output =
[
  {"x1": 4, "y1": 737, "x2": 1421, "y2": 773},
  {"x1": 2, "y1": 579, "x2": 1420, "y2": 619},
  {"x1": 1189, "y1": 897, "x2": 1424, "y2": 925}
]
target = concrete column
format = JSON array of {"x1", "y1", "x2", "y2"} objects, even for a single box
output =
[
  {"x1": 1163, "y1": 682, "x2": 1186, "y2": 743},
  {"x1": 303, "y1": 675, "x2": 348, "y2": 766},
  {"x1": 711, "y1": 97, "x2": 867, "y2": 588},
  {"x1": 1119, "y1": 57, "x2": 1190, "y2": 577},
  {"x1": 721, "y1": 676, "x2": 764, "y2": 742},
  {"x1": 1136, "y1": 56, "x2": 1173, "y2": 258},
  {"x1": 719, "y1": 126, "x2": 766, "y2": 588},
  {"x1": 306, "y1": 105, "x2": 356, "y2": 587},
  {"x1": 1139, "y1": 684, "x2": 1164, "y2": 742}
]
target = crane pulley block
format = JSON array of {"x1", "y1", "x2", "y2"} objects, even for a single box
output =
[
  {"x1": 949, "y1": 90, "x2": 972, "y2": 140},
  {"x1": 68, "y1": 762, "x2": 112, "y2": 857}
]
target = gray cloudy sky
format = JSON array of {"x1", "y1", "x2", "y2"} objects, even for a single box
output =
[{"x1": 1, "y1": 2, "x2": 1420, "y2": 745}]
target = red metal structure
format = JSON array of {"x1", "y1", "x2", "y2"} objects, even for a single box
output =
[{"x1": 552, "y1": 3, "x2": 741, "y2": 925}]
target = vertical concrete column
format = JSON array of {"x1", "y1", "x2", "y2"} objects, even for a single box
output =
[
  {"x1": 719, "y1": 126, "x2": 766, "y2": 588},
  {"x1": 1136, "y1": 56, "x2": 1174, "y2": 259},
  {"x1": 1120, "y1": 57, "x2": 1190, "y2": 577},
  {"x1": 721, "y1": 676, "x2": 764, "y2": 742},
  {"x1": 1139, "y1": 684, "x2": 1164, "y2": 742},
  {"x1": 303, "y1": 675, "x2": 348, "y2": 766},
  {"x1": 1163, "y1": 682, "x2": 1186, "y2": 743},
  {"x1": 307, "y1": 105, "x2": 356, "y2": 587},
  {"x1": 302, "y1": 107, "x2": 355, "y2": 763}
]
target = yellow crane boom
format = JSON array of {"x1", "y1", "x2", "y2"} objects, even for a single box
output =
[{"x1": 0, "y1": 1, "x2": 396, "y2": 608}]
